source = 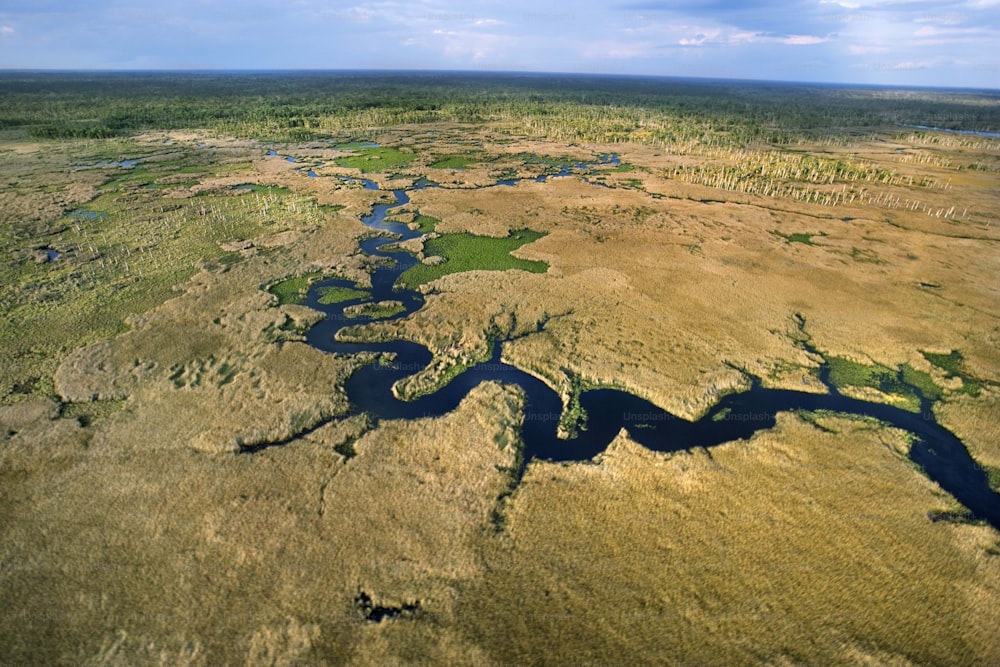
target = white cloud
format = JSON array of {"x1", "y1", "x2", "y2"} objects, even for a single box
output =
[
  {"x1": 728, "y1": 31, "x2": 763, "y2": 44},
  {"x1": 678, "y1": 29, "x2": 720, "y2": 46},
  {"x1": 872, "y1": 60, "x2": 932, "y2": 71},
  {"x1": 312, "y1": 5, "x2": 379, "y2": 24},
  {"x1": 678, "y1": 29, "x2": 828, "y2": 46},
  {"x1": 915, "y1": 25, "x2": 992, "y2": 37},
  {"x1": 848, "y1": 43, "x2": 888, "y2": 54},
  {"x1": 0, "y1": 25, "x2": 14, "y2": 35},
  {"x1": 428, "y1": 28, "x2": 515, "y2": 62},
  {"x1": 783, "y1": 34, "x2": 828, "y2": 44}
]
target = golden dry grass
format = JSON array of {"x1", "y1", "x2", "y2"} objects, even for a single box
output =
[
  {"x1": 0, "y1": 380, "x2": 522, "y2": 664},
  {"x1": 458, "y1": 414, "x2": 1000, "y2": 665}
]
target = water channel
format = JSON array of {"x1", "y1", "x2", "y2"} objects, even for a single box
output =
[{"x1": 286, "y1": 159, "x2": 999, "y2": 530}]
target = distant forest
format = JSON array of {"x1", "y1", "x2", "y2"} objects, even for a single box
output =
[{"x1": 2, "y1": 71, "x2": 998, "y2": 145}]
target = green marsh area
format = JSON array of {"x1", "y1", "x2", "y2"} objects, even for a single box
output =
[{"x1": 398, "y1": 230, "x2": 548, "y2": 288}]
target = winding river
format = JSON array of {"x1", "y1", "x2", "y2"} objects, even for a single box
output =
[{"x1": 291, "y1": 161, "x2": 999, "y2": 530}]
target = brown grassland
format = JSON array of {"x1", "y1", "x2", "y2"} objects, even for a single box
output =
[{"x1": 1, "y1": 102, "x2": 999, "y2": 665}]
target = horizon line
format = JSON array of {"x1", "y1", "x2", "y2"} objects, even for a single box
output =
[{"x1": 1, "y1": 67, "x2": 998, "y2": 94}]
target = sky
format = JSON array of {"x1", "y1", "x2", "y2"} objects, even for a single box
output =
[{"x1": 0, "y1": 0, "x2": 997, "y2": 88}]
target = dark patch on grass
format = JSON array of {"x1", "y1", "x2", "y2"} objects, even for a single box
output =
[
  {"x1": 851, "y1": 246, "x2": 883, "y2": 264},
  {"x1": 928, "y1": 509, "x2": 985, "y2": 525},
  {"x1": 334, "y1": 436, "x2": 358, "y2": 460},
  {"x1": 794, "y1": 410, "x2": 841, "y2": 434},
  {"x1": 355, "y1": 591, "x2": 421, "y2": 623},
  {"x1": 233, "y1": 183, "x2": 291, "y2": 194},
  {"x1": 10, "y1": 377, "x2": 40, "y2": 395},
  {"x1": 772, "y1": 230, "x2": 822, "y2": 245}
]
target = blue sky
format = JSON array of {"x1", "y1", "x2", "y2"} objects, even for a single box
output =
[{"x1": 0, "y1": 0, "x2": 997, "y2": 88}]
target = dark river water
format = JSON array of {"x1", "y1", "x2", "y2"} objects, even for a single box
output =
[{"x1": 292, "y1": 160, "x2": 999, "y2": 530}]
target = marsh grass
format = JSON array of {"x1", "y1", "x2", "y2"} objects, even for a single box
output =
[
  {"x1": 1, "y1": 77, "x2": 999, "y2": 665},
  {"x1": 827, "y1": 356, "x2": 928, "y2": 410},
  {"x1": 335, "y1": 147, "x2": 414, "y2": 173},
  {"x1": 922, "y1": 350, "x2": 985, "y2": 397},
  {"x1": 429, "y1": 154, "x2": 478, "y2": 169},
  {"x1": 343, "y1": 301, "x2": 405, "y2": 319},
  {"x1": 233, "y1": 183, "x2": 291, "y2": 194},
  {"x1": 59, "y1": 398, "x2": 127, "y2": 426},
  {"x1": 267, "y1": 272, "x2": 323, "y2": 305},
  {"x1": 0, "y1": 139, "x2": 332, "y2": 402},
  {"x1": 901, "y1": 363, "x2": 944, "y2": 401},
  {"x1": 316, "y1": 285, "x2": 371, "y2": 305},
  {"x1": 397, "y1": 229, "x2": 548, "y2": 288},
  {"x1": 412, "y1": 214, "x2": 439, "y2": 233},
  {"x1": 460, "y1": 416, "x2": 1000, "y2": 665}
]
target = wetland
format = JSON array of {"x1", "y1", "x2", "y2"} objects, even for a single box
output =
[
  {"x1": 1, "y1": 71, "x2": 999, "y2": 665},
  {"x1": 296, "y1": 171, "x2": 1000, "y2": 528}
]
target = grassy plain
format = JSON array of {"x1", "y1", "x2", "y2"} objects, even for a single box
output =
[{"x1": 1, "y1": 73, "x2": 999, "y2": 664}]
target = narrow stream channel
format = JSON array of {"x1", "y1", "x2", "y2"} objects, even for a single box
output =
[{"x1": 295, "y1": 161, "x2": 1000, "y2": 530}]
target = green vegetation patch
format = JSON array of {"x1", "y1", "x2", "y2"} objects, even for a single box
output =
[
  {"x1": 512, "y1": 152, "x2": 576, "y2": 167},
  {"x1": 827, "y1": 356, "x2": 923, "y2": 411},
  {"x1": 233, "y1": 183, "x2": 291, "y2": 194},
  {"x1": 827, "y1": 356, "x2": 895, "y2": 391},
  {"x1": 823, "y1": 351, "x2": 990, "y2": 407},
  {"x1": 397, "y1": 229, "x2": 548, "y2": 288},
  {"x1": 335, "y1": 147, "x2": 414, "y2": 173},
  {"x1": 900, "y1": 363, "x2": 943, "y2": 401},
  {"x1": 61, "y1": 398, "x2": 127, "y2": 427},
  {"x1": 429, "y1": 154, "x2": 478, "y2": 170},
  {"x1": 712, "y1": 407, "x2": 732, "y2": 423},
  {"x1": 921, "y1": 349, "x2": 984, "y2": 397},
  {"x1": 772, "y1": 230, "x2": 822, "y2": 245},
  {"x1": 922, "y1": 350, "x2": 965, "y2": 377},
  {"x1": 316, "y1": 285, "x2": 371, "y2": 305},
  {"x1": 984, "y1": 465, "x2": 1000, "y2": 493},
  {"x1": 1, "y1": 145, "x2": 320, "y2": 403},
  {"x1": 795, "y1": 409, "x2": 885, "y2": 433},
  {"x1": 412, "y1": 214, "x2": 439, "y2": 233},
  {"x1": 344, "y1": 301, "x2": 405, "y2": 320},
  {"x1": 268, "y1": 272, "x2": 323, "y2": 305}
]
